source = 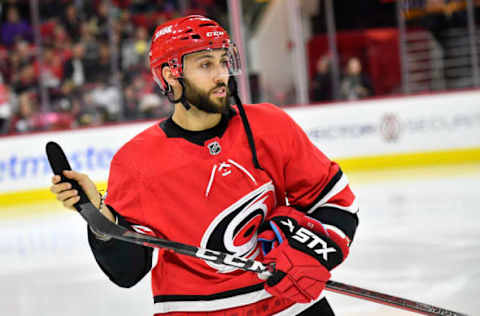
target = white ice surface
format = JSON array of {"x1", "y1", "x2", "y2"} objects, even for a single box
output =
[{"x1": 328, "y1": 165, "x2": 479, "y2": 316}]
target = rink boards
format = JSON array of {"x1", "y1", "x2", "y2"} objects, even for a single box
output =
[{"x1": 1, "y1": 89, "x2": 479, "y2": 207}]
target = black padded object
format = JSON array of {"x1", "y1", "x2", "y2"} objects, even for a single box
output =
[{"x1": 46, "y1": 141, "x2": 90, "y2": 209}]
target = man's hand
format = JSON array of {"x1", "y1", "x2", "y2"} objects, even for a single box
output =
[
  {"x1": 258, "y1": 206, "x2": 349, "y2": 303},
  {"x1": 49, "y1": 170, "x2": 115, "y2": 223}
]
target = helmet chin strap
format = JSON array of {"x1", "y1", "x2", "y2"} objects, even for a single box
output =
[
  {"x1": 167, "y1": 78, "x2": 191, "y2": 110},
  {"x1": 228, "y1": 77, "x2": 263, "y2": 170}
]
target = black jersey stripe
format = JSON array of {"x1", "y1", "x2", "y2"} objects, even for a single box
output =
[
  {"x1": 153, "y1": 282, "x2": 265, "y2": 303},
  {"x1": 295, "y1": 169, "x2": 344, "y2": 213},
  {"x1": 308, "y1": 206, "x2": 359, "y2": 242},
  {"x1": 159, "y1": 107, "x2": 236, "y2": 146}
]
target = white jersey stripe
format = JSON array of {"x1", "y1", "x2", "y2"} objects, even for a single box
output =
[
  {"x1": 321, "y1": 195, "x2": 359, "y2": 214},
  {"x1": 153, "y1": 289, "x2": 272, "y2": 313},
  {"x1": 153, "y1": 290, "x2": 326, "y2": 314},
  {"x1": 307, "y1": 173, "x2": 349, "y2": 214},
  {"x1": 323, "y1": 224, "x2": 348, "y2": 240}
]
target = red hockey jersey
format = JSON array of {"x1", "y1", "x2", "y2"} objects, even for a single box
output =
[{"x1": 104, "y1": 103, "x2": 358, "y2": 315}]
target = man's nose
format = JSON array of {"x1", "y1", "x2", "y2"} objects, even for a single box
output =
[{"x1": 212, "y1": 65, "x2": 229, "y2": 83}]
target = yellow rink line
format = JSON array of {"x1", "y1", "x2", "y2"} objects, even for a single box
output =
[
  {"x1": 336, "y1": 147, "x2": 480, "y2": 172},
  {"x1": 336, "y1": 147, "x2": 480, "y2": 184},
  {"x1": 1, "y1": 147, "x2": 479, "y2": 211},
  {"x1": 0, "y1": 182, "x2": 108, "y2": 209}
]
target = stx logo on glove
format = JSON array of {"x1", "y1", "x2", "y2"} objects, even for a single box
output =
[{"x1": 280, "y1": 219, "x2": 337, "y2": 261}]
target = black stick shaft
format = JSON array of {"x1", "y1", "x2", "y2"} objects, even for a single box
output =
[
  {"x1": 326, "y1": 280, "x2": 468, "y2": 316},
  {"x1": 77, "y1": 201, "x2": 270, "y2": 274}
]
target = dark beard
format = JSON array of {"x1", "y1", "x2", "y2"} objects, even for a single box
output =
[{"x1": 183, "y1": 78, "x2": 230, "y2": 114}]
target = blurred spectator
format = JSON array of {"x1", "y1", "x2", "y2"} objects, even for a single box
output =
[
  {"x1": 0, "y1": 0, "x2": 226, "y2": 135},
  {"x1": 77, "y1": 91, "x2": 106, "y2": 127},
  {"x1": 79, "y1": 21, "x2": 101, "y2": 77},
  {"x1": 1, "y1": 7, "x2": 33, "y2": 47},
  {"x1": 0, "y1": 75, "x2": 12, "y2": 133},
  {"x1": 52, "y1": 23, "x2": 71, "y2": 51},
  {"x1": 310, "y1": 55, "x2": 334, "y2": 102},
  {"x1": 0, "y1": 45, "x2": 8, "y2": 77},
  {"x1": 35, "y1": 46, "x2": 64, "y2": 90},
  {"x1": 90, "y1": 83, "x2": 122, "y2": 121},
  {"x1": 91, "y1": 43, "x2": 112, "y2": 84},
  {"x1": 116, "y1": 10, "x2": 135, "y2": 40},
  {"x1": 62, "y1": 4, "x2": 82, "y2": 40},
  {"x1": 4, "y1": 51, "x2": 22, "y2": 85},
  {"x1": 12, "y1": 64, "x2": 38, "y2": 95},
  {"x1": 14, "y1": 40, "x2": 33, "y2": 66},
  {"x1": 121, "y1": 26, "x2": 149, "y2": 70},
  {"x1": 139, "y1": 93, "x2": 168, "y2": 118},
  {"x1": 63, "y1": 42, "x2": 87, "y2": 87},
  {"x1": 123, "y1": 85, "x2": 141, "y2": 120},
  {"x1": 9, "y1": 91, "x2": 38, "y2": 133},
  {"x1": 94, "y1": 1, "x2": 111, "y2": 39},
  {"x1": 339, "y1": 57, "x2": 373, "y2": 100},
  {"x1": 122, "y1": 59, "x2": 170, "y2": 119},
  {"x1": 3, "y1": 40, "x2": 33, "y2": 83}
]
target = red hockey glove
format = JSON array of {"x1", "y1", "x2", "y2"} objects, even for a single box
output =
[{"x1": 257, "y1": 206, "x2": 349, "y2": 303}]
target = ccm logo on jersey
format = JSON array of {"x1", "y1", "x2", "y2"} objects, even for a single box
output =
[
  {"x1": 280, "y1": 219, "x2": 336, "y2": 261},
  {"x1": 195, "y1": 248, "x2": 267, "y2": 273}
]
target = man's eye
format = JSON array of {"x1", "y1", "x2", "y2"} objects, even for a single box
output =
[{"x1": 201, "y1": 62, "x2": 211, "y2": 69}]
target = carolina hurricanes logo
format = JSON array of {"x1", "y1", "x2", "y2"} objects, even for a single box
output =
[{"x1": 200, "y1": 181, "x2": 276, "y2": 273}]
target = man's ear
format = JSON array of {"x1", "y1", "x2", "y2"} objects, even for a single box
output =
[{"x1": 162, "y1": 66, "x2": 177, "y2": 88}]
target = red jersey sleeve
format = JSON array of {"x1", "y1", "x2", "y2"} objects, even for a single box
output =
[
  {"x1": 277, "y1": 108, "x2": 359, "y2": 242},
  {"x1": 104, "y1": 150, "x2": 146, "y2": 227}
]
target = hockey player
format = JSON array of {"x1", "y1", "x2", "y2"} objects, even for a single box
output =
[{"x1": 50, "y1": 15, "x2": 359, "y2": 315}]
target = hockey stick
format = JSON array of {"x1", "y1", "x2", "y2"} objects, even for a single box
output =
[
  {"x1": 46, "y1": 141, "x2": 271, "y2": 274},
  {"x1": 46, "y1": 141, "x2": 468, "y2": 316}
]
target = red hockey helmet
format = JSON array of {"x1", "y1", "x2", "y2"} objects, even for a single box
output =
[{"x1": 149, "y1": 15, "x2": 241, "y2": 95}]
